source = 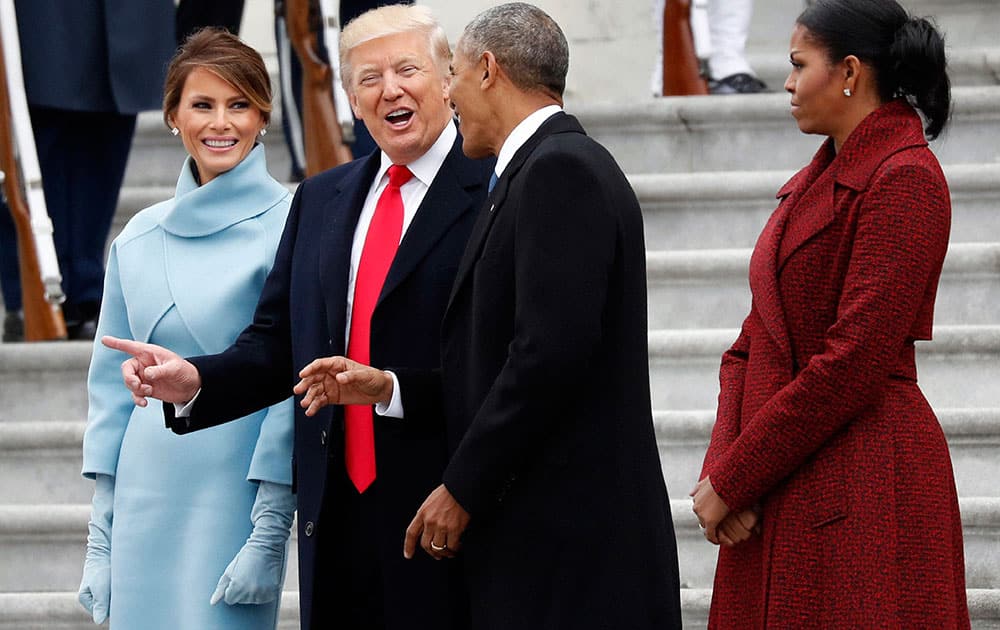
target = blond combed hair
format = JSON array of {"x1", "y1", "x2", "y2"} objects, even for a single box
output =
[{"x1": 339, "y1": 4, "x2": 451, "y2": 93}]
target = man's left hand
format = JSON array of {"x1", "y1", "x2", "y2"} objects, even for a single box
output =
[{"x1": 404, "y1": 484, "x2": 470, "y2": 560}]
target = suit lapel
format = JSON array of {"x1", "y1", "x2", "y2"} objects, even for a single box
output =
[
  {"x1": 319, "y1": 153, "x2": 379, "y2": 352},
  {"x1": 445, "y1": 172, "x2": 507, "y2": 313},
  {"x1": 446, "y1": 112, "x2": 583, "y2": 317},
  {"x1": 379, "y1": 136, "x2": 478, "y2": 303}
]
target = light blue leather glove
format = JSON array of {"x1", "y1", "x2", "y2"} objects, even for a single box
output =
[
  {"x1": 211, "y1": 480, "x2": 295, "y2": 606},
  {"x1": 78, "y1": 473, "x2": 114, "y2": 624}
]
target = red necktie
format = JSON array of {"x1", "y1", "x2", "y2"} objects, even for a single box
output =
[{"x1": 344, "y1": 164, "x2": 413, "y2": 492}]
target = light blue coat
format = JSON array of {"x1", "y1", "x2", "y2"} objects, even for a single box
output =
[{"x1": 82, "y1": 145, "x2": 294, "y2": 629}]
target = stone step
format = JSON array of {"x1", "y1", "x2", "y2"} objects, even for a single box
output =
[
  {"x1": 112, "y1": 162, "x2": 1000, "y2": 252},
  {"x1": 576, "y1": 86, "x2": 1000, "y2": 174},
  {"x1": 744, "y1": 0, "x2": 1000, "y2": 64},
  {"x1": 2, "y1": 497, "x2": 996, "y2": 597},
  {"x1": 900, "y1": 0, "x2": 1000, "y2": 41},
  {"x1": 749, "y1": 46, "x2": 1000, "y2": 92},
  {"x1": 649, "y1": 325, "x2": 1000, "y2": 410},
  {"x1": 0, "y1": 422, "x2": 88, "y2": 504},
  {"x1": 655, "y1": 407, "x2": 1000, "y2": 500},
  {"x1": 4, "y1": 403, "x2": 997, "y2": 504},
  {"x1": 647, "y1": 242, "x2": 1000, "y2": 329},
  {"x1": 2, "y1": 587, "x2": 997, "y2": 630},
  {"x1": 5, "y1": 325, "x2": 1000, "y2": 420},
  {"x1": 0, "y1": 590, "x2": 300, "y2": 630},
  {"x1": 630, "y1": 163, "x2": 1000, "y2": 250},
  {"x1": 0, "y1": 342, "x2": 91, "y2": 422},
  {"x1": 0, "y1": 504, "x2": 299, "y2": 593},
  {"x1": 120, "y1": 85, "x2": 1000, "y2": 191}
]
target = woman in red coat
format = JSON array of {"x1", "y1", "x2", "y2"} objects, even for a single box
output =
[{"x1": 692, "y1": 0, "x2": 970, "y2": 627}]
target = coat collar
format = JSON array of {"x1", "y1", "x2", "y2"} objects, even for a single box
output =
[
  {"x1": 754, "y1": 100, "x2": 928, "y2": 372},
  {"x1": 381, "y1": 132, "x2": 482, "y2": 302},
  {"x1": 487, "y1": 111, "x2": 582, "y2": 213},
  {"x1": 319, "y1": 151, "x2": 382, "y2": 353},
  {"x1": 829, "y1": 99, "x2": 928, "y2": 192},
  {"x1": 121, "y1": 145, "x2": 290, "y2": 350},
  {"x1": 160, "y1": 144, "x2": 288, "y2": 236},
  {"x1": 446, "y1": 112, "x2": 585, "y2": 315},
  {"x1": 317, "y1": 134, "x2": 484, "y2": 352},
  {"x1": 776, "y1": 99, "x2": 927, "y2": 199},
  {"x1": 773, "y1": 99, "x2": 927, "y2": 270}
]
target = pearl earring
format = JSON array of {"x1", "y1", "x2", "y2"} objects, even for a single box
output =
[
  {"x1": 259, "y1": 128, "x2": 267, "y2": 137},
  {"x1": 171, "y1": 127, "x2": 179, "y2": 136},
  {"x1": 843, "y1": 88, "x2": 852, "y2": 97}
]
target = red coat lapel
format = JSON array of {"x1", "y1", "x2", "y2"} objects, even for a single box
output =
[
  {"x1": 776, "y1": 141, "x2": 836, "y2": 271},
  {"x1": 747, "y1": 142, "x2": 831, "y2": 369}
]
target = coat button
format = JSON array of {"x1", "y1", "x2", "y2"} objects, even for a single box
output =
[
  {"x1": 304, "y1": 521, "x2": 314, "y2": 537},
  {"x1": 320, "y1": 430, "x2": 327, "y2": 446}
]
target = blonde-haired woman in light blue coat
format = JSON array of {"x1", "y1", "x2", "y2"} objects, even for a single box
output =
[{"x1": 79, "y1": 29, "x2": 295, "y2": 629}]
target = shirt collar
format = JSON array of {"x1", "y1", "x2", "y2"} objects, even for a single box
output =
[
  {"x1": 376, "y1": 119, "x2": 457, "y2": 186},
  {"x1": 495, "y1": 104, "x2": 563, "y2": 178}
]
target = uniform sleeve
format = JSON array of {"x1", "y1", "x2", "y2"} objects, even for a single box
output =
[
  {"x1": 81, "y1": 243, "x2": 134, "y2": 479},
  {"x1": 706, "y1": 164, "x2": 951, "y2": 511}
]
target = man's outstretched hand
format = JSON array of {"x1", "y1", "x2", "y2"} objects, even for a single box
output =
[
  {"x1": 293, "y1": 356, "x2": 393, "y2": 416},
  {"x1": 101, "y1": 336, "x2": 202, "y2": 406}
]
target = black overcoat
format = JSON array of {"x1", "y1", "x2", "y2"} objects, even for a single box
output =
[{"x1": 399, "y1": 113, "x2": 682, "y2": 629}]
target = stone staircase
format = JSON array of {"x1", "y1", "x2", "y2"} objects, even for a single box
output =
[{"x1": 2, "y1": 0, "x2": 999, "y2": 627}]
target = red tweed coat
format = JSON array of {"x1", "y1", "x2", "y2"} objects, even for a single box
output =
[{"x1": 700, "y1": 100, "x2": 969, "y2": 628}]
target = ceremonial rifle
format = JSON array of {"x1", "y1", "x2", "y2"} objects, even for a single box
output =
[
  {"x1": 662, "y1": 0, "x2": 710, "y2": 95},
  {"x1": 285, "y1": 0, "x2": 354, "y2": 175},
  {"x1": 0, "y1": 0, "x2": 66, "y2": 340}
]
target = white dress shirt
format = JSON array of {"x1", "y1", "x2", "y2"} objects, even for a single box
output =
[
  {"x1": 346, "y1": 121, "x2": 457, "y2": 339},
  {"x1": 493, "y1": 104, "x2": 563, "y2": 181}
]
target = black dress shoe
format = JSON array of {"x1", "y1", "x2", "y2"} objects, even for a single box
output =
[
  {"x1": 709, "y1": 73, "x2": 768, "y2": 94},
  {"x1": 68, "y1": 316, "x2": 99, "y2": 340},
  {"x1": 64, "y1": 301, "x2": 100, "y2": 340},
  {"x1": 2, "y1": 310, "x2": 24, "y2": 342}
]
